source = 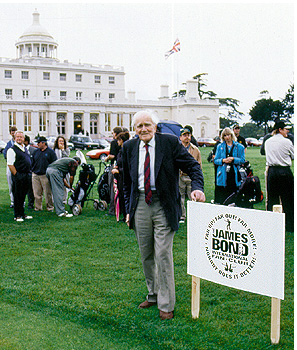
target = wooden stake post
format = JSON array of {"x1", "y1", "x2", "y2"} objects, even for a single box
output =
[
  {"x1": 190, "y1": 204, "x2": 283, "y2": 345},
  {"x1": 271, "y1": 204, "x2": 282, "y2": 344},
  {"x1": 191, "y1": 276, "x2": 200, "y2": 319}
]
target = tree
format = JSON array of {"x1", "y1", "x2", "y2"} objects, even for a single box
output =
[
  {"x1": 219, "y1": 117, "x2": 234, "y2": 130},
  {"x1": 249, "y1": 98, "x2": 284, "y2": 134},
  {"x1": 282, "y1": 83, "x2": 294, "y2": 119},
  {"x1": 192, "y1": 73, "x2": 243, "y2": 122},
  {"x1": 240, "y1": 123, "x2": 265, "y2": 138}
]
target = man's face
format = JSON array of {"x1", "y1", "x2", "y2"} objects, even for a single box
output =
[
  {"x1": 38, "y1": 141, "x2": 47, "y2": 150},
  {"x1": 279, "y1": 128, "x2": 289, "y2": 138},
  {"x1": 11, "y1": 130, "x2": 16, "y2": 139},
  {"x1": 14, "y1": 132, "x2": 24, "y2": 145},
  {"x1": 233, "y1": 127, "x2": 240, "y2": 136},
  {"x1": 134, "y1": 115, "x2": 157, "y2": 143},
  {"x1": 180, "y1": 132, "x2": 191, "y2": 146}
]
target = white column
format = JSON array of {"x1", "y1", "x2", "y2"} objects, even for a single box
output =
[
  {"x1": 16, "y1": 111, "x2": 23, "y2": 131},
  {"x1": 84, "y1": 112, "x2": 90, "y2": 136},
  {"x1": 48, "y1": 111, "x2": 56, "y2": 136},
  {"x1": 66, "y1": 112, "x2": 74, "y2": 139},
  {"x1": 99, "y1": 112, "x2": 105, "y2": 137},
  {"x1": 31, "y1": 111, "x2": 39, "y2": 137},
  {"x1": 1, "y1": 110, "x2": 9, "y2": 141}
]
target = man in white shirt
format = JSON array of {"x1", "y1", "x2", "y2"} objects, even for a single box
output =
[
  {"x1": 3, "y1": 126, "x2": 17, "y2": 208},
  {"x1": 265, "y1": 121, "x2": 294, "y2": 231},
  {"x1": 7, "y1": 131, "x2": 33, "y2": 222}
]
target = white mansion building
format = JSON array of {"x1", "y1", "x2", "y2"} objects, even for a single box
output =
[{"x1": 0, "y1": 10, "x2": 219, "y2": 142}]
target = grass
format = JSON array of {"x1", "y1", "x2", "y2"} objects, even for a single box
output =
[{"x1": 0, "y1": 147, "x2": 293, "y2": 349}]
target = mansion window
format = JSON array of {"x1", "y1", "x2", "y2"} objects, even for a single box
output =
[
  {"x1": 21, "y1": 71, "x2": 29, "y2": 80},
  {"x1": 60, "y1": 91, "x2": 67, "y2": 100},
  {"x1": 22, "y1": 90, "x2": 29, "y2": 99},
  {"x1": 9, "y1": 111, "x2": 16, "y2": 128},
  {"x1": 44, "y1": 90, "x2": 50, "y2": 99},
  {"x1": 105, "y1": 113, "x2": 111, "y2": 132},
  {"x1": 5, "y1": 89, "x2": 12, "y2": 99},
  {"x1": 57, "y1": 114, "x2": 66, "y2": 135},
  {"x1": 94, "y1": 75, "x2": 101, "y2": 84},
  {"x1": 5, "y1": 70, "x2": 12, "y2": 78},
  {"x1": 95, "y1": 92, "x2": 101, "y2": 101},
  {"x1": 43, "y1": 72, "x2": 50, "y2": 80},
  {"x1": 76, "y1": 92, "x2": 82, "y2": 100},
  {"x1": 75, "y1": 74, "x2": 82, "y2": 82},
  {"x1": 109, "y1": 76, "x2": 115, "y2": 84},
  {"x1": 90, "y1": 114, "x2": 98, "y2": 135},
  {"x1": 39, "y1": 112, "x2": 47, "y2": 132},
  {"x1": 60, "y1": 73, "x2": 67, "y2": 81},
  {"x1": 24, "y1": 112, "x2": 32, "y2": 132},
  {"x1": 109, "y1": 93, "x2": 115, "y2": 100}
]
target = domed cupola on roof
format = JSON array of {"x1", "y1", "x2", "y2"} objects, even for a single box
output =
[{"x1": 15, "y1": 9, "x2": 58, "y2": 60}]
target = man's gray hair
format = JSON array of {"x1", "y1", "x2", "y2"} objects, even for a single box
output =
[{"x1": 132, "y1": 110, "x2": 160, "y2": 127}]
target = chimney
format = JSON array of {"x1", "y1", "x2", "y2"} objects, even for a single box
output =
[
  {"x1": 159, "y1": 84, "x2": 169, "y2": 99},
  {"x1": 186, "y1": 80, "x2": 199, "y2": 99},
  {"x1": 127, "y1": 91, "x2": 136, "y2": 103}
]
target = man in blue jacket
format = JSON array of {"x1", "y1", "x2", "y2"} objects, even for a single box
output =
[{"x1": 122, "y1": 110, "x2": 205, "y2": 320}]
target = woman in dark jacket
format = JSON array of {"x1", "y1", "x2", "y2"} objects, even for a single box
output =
[
  {"x1": 111, "y1": 131, "x2": 130, "y2": 221},
  {"x1": 214, "y1": 127, "x2": 245, "y2": 204}
]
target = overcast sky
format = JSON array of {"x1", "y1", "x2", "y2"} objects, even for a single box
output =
[{"x1": 0, "y1": 2, "x2": 294, "y2": 124}]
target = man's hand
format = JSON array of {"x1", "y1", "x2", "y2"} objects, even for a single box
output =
[
  {"x1": 191, "y1": 190, "x2": 205, "y2": 202},
  {"x1": 125, "y1": 214, "x2": 130, "y2": 226}
]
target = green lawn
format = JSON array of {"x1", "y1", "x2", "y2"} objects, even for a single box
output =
[{"x1": 0, "y1": 147, "x2": 293, "y2": 349}]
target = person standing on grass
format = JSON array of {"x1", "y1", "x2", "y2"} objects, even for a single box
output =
[
  {"x1": 7, "y1": 130, "x2": 33, "y2": 222},
  {"x1": 31, "y1": 136, "x2": 57, "y2": 212},
  {"x1": 53, "y1": 136, "x2": 71, "y2": 203},
  {"x1": 233, "y1": 124, "x2": 247, "y2": 151},
  {"x1": 3, "y1": 126, "x2": 18, "y2": 208},
  {"x1": 178, "y1": 127, "x2": 202, "y2": 224},
  {"x1": 213, "y1": 127, "x2": 245, "y2": 205},
  {"x1": 265, "y1": 121, "x2": 294, "y2": 232},
  {"x1": 46, "y1": 156, "x2": 81, "y2": 218},
  {"x1": 24, "y1": 135, "x2": 36, "y2": 210},
  {"x1": 105, "y1": 126, "x2": 123, "y2": 216},
  {"x1": 122, "y1": 110, "x2": 205, "y2": 320}
]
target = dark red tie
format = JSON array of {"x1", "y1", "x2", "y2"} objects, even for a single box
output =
[{"x1": 144, "y1": 144, "x2": 152, "y2": 205}]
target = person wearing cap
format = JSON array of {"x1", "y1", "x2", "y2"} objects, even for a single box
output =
[
  {"x1": 233, "y1": 124, "x2": 247, "y2": 150},
  {"x1": 46, "y1": 156, "x2": 81, "y2": 217},
  {"x1": 7, "y1": 130, "x2": 33, "y2": 222},
  {"x1": 260, "y1": 119, "x2": 294, "y2": 156},
  {"x1": 31, "y1": 136, "x2": 57, "y2": 211},
  {"x1": 264, "y1": 121, "x2": 294, "y2": 232},
  {"x1": 184, "y1": 125, "x2": 199, "y2": 147},
  {"x1": 179, "y1": 127, "x2": 202, "y2": 223}
]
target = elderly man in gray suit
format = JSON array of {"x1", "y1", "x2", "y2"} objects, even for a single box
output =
[{"x1": 122, "y1": 110, "x2": 205, "y2": 320}]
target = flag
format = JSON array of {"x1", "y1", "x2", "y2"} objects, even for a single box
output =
[{"x1": 165, "y1": 38, "x2": 180, "y2": 59}]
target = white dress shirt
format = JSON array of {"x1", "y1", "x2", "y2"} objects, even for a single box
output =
[{"x1": 138, "y1": 136, "x2": 156, "y2": 190}]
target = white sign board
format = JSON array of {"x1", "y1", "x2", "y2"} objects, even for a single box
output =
[{"x1": 187, "y1": 202, "x2": 285, "y2": 300}]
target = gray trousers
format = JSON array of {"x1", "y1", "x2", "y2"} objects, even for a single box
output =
[
  {"x1": 179, "y1": 175, "x2": 192, "y2": 220},
  {"x1": 134, "y1": 192, "x2": 175, "y2": 313},
  {"x1": 46, "y1": 168, "x2": 66, "y2": 215},
  {"x1": 32, "y1": 173, "x2": 54, "y2": 211}
]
